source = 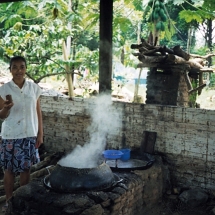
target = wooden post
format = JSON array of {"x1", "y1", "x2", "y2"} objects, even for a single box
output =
[
  {"x1": 99, "y1": 0, "x2": 113, "y2": 94},
  {"x1": 62, "y1": 41, "x2": 74, "y2": 98}
]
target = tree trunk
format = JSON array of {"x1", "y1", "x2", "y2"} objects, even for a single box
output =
[
  {"x1": 206, "y1": 18, "x2": 213, "y2": 86},
  {"x1": 207, "y1": 18, "x2": 213, "y2": 67},
  {"x1": 187, "y1": 27, "x2": 192, "y2": 54}
]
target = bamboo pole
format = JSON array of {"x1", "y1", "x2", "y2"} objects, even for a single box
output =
[
  {"x1": 133, "y1": 68, "x2": 143, "y2": 103},
  {"x1": 62, "y1": 41, "x2": 74, "y2": 98}
]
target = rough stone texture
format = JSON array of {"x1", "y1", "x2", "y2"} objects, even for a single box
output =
[
  {"x1": 146, "y1": 68, "x2": 190, "y2": 107},
  {"x1": 8, "y1": 158, "x2": 164, "y2": 215},
  {"x1": 178, "y1": 188, "x2": 208, "y2": 208},
  {"x1": 40, "y1": 94, "x2": 215, "y2": 191},
  {"x1": 146, "y1": 69, "x2": 182, "y2": 106}
]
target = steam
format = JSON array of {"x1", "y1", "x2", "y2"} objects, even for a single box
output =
[{"x1": 58, "y1": 94, "x2": 122, "y2": 168}]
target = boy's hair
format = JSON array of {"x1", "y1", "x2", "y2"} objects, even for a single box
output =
[{"x1": 9, "y1": 56, "x2": 27, "y2": 69}]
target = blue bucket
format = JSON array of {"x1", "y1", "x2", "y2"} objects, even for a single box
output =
[{"x1": 120, "y1": 149, "x2": 130, "y2": 161}]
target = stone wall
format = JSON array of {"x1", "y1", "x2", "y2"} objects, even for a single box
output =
[
  {"x1": 146, "y1": 69, "x2": 190, "y2": 107},
  {"x1": 40, "y1": 94, "x2": 215, "y2": 191},
  {"x1": 9, "y1": 157, "x2": 164, "y2": 215}
]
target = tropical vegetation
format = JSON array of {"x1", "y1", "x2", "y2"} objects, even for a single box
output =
[{"x1": 0, "y1": 0, "x2": 214, "y2": 94}]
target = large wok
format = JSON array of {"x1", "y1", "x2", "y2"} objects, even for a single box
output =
[{"x1": 44, "y1": 162, "x2": 122, "y2": 193}]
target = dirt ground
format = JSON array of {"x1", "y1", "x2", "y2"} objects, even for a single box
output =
[{"x1": 196, "y1": 88, "x2": 215, "y2": 109}]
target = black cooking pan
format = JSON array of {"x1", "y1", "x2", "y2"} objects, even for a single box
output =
[
  {"x1": 43, "y1": 162, "x2": 123, "y2": 193},
  {"x1": 105, "y1": 152, "x2": 155, "y2": 171}
]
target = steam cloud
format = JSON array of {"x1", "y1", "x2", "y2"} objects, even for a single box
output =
[{"x1": 58, "y1": 94, "x2": 122, "y2": 168}]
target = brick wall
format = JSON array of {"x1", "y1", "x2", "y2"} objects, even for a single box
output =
[{"x1": 41, "y1": 94, "x2": 215, "y2": 191}]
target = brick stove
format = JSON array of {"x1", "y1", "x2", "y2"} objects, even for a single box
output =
[{"x1": 6, "y1": 156, "x2": 165, "y2": 215}]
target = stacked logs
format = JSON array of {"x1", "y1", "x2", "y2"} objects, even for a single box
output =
[{"x1": 131, "y1": 38, "x2": 215, "y2": 95}]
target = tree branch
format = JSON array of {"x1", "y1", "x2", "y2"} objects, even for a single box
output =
[
  {"x1": 26, "y1": 70, "x2": 83, "y2": 84},
  {"x1": 189, "y1": 53, "x2": 215, "y2": 59}
]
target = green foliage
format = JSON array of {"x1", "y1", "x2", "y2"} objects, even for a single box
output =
[
  {"x1": 210, "y1": 73, "x2": 215, "y2": 88},
  {"x1": 124, "y1": 0, "x2": 143, "y2": 11},
  {"x1": 17, "y1": 3, "x2": 38, "y2": 18},
  {"x1": 179, "y1": 10, "x2": 203, "y2": 23},
  {"x1": 0, "y1": 0, "x2": 144, "y2": 85},
  {"x1": 146, "y1": 0, "x2": 167, "y2": 26},
  {"x1": 0, "y1": 0, "x2": 213, "y2": 89},
  {"x1": 5, "y1": 15, "x2": 22, "y2": 29},
  {"x1": 0, "y1": 0, "x2": 101, "y2": 83},
  {"x1": 188, "y1": 79, "x2": 198, "y2": 107},
  {"x1": 192, "y1": 46, "x2": 209, "y2": 55},
  {"x1": 173, "y1": 0, "x2": 188, "y2": 5},
  {"x1": 143, "y1": 0, "x2": 175, "y2": 42}
]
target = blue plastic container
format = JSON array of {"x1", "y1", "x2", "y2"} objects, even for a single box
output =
[
  {"x1": 120, "y1": 149, "x2": 130, "y2": 161},
  {"x1": 102, "y1": 150, "x2": 123, "y2": 159}
]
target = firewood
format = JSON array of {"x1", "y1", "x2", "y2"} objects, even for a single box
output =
[
  {"x1": 188, "y1": 59, "x2": 204, "y2": 69},
  {"x1": 30, "y1": 165, "x2": 55, "y2": 180},
  {"x1": 137, "y1": 54, "x2": 167, "y2": 64},
  {"x1": 132, "y1": 42, "x2": 174, "y2": 55},
  {"x1": 200, "y1": 68, "x2": 214, "y2": 73},
  {"x1": 141, "y1": 38, "x2": 156, "y2": 50},
  {"x1": 130, "y1": 44, "x2": 144, "y2": 49},
  {"x1": 198, "y1": 72, "x2": 204, "y2": 95},
  {"x1": 31, "y1": 153, "x2": 55, "y2": 173},
  {"x1": 140, "y1": 46, "x2": 171, "y2": 56},
  {"x1": 184, "y1": 72, "x2": 193, "y2": 91},
  {"x1": 137, "y1": 62, "x2": 160, "y2": 68},
  {"x1": 141, "y1": 47, "x2": 162, "y2": 56},
  {"x1": 191, "y1": 58, "x2": 205, "y2": 66},
  {"x1": 167, "y1": 54, "x2": 189, "y2": 64},
  {"x1": 31, "y1": 151, "x2": 64, "y2": 173},
  {"x1": 189, "y1": 53, "x2": 215, "y2": 59},
  {"x1": 188, "y1": 84, "x2": 206, "y2": 94},
  {"x1": 173, "y1": 45, "x2": 190, "y2": 61},
  {"x1": 162, "y1": 46, "x2": 174, "y2": 55},
  {"x1": 139, "y1": 47, "x2": 151, "y2": 53},
  {"x1": 137, "y1": 63, "x2": 189, "y2": 71}
]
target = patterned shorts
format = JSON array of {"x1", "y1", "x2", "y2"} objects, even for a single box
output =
[{"x1": 0, "y1": 137, "x2": 40, "y2": 173}]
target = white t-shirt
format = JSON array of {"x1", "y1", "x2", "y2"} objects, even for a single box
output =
[{"x1": 0, "y1": 80, "x2": 41, "y2": 139}]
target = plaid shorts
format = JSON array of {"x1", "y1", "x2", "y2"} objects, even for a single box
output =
[{"x1": 0, "y1": 137, "x2": 40, "y2": 173}]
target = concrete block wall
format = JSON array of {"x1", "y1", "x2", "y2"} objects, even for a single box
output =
[{"x1": 40, "y1": 94, "x2": 215, "y2": 191}]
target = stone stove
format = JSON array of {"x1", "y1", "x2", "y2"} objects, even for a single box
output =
[{"x1": 6, "y1": 156, "x2": 165, "y2": 215}]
